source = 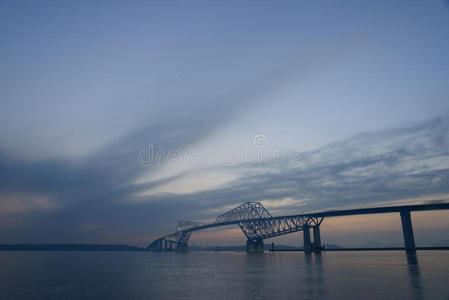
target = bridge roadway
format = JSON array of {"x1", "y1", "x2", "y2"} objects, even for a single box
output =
[{"x1": 147, "y1": 201, "x2": 449, "y2": 253}]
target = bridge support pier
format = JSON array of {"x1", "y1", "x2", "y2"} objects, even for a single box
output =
[
  {"x1": 400, "y1": 210, "x2": 416, "y2": 253},
  {"x1": 157, "y1": 240, "x2": 162, "y2": 251},
  {"x1": 176, "y1": 243, "x2": 188, "y2": 252},
  {"x1": 312, "y1": 225, "x2": 322, "y2": 252},
  {"x1": 303, "y1": 226, "x2": 312, "y2": 254},
  {"x1": 247, "y1": 240, "x2": 264, "y2": 253}
]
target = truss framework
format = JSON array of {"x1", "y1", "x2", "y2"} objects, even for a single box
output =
[
  {"x1": 215, "y1": 202, "x2": 272, "y2": 223},
  {"x1": 239, "y1": 215, "x2": 323, "y2": 241}
]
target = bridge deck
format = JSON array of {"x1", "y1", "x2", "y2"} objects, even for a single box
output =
[{"x1": 152, "y1": 202, "x2": 449, "y2": 242}]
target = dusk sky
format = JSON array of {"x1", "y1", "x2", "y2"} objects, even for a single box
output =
[{"x1": 1, "y1": 0, "x2": 449, "y2": 247}]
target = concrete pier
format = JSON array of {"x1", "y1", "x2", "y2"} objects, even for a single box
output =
[
  {"x1": 400, "y1": 209, "x2": 416, "y2": 253},
  {"x1": 313, "y1": 225, "x2": 322, "y2": 252},
  {"x1": 157, "y1": 240, "x2": 162, "y2": 251},
  {"x1": 247, "y1": 240, "x2": 264, "y2": 253},
  {"x1": 177, "y1": 243, "x2": 188, "y2": 252},
  {"x1": 303, "y1": 226, "x2": 312, "y2": 254}
]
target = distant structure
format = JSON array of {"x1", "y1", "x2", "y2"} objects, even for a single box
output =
[{"x1": 146, "y1": 201, "x2": 449, "y2": 253}]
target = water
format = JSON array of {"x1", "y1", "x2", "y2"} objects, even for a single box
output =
[{"x1": 1, "y1": 251, "x2": 448, "y2": 299}]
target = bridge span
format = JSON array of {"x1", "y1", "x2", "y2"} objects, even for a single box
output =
[{"x1": 146, "y1": 201, "x2": 449, "y2": 253}]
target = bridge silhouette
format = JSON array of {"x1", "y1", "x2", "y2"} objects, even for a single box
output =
[{"x1": 147, "y1": 201, "x2": 449, "y2": 253}]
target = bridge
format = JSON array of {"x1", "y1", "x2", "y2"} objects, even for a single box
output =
[{"x1": 146, "y1": 201, "x2": 449, "y2": 253}]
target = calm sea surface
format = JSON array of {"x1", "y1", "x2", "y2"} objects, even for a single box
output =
[{"x1": 1, "y1": 250, "x2": 448, "y2": 299}]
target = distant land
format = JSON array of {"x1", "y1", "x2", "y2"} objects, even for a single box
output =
[
  {"x1": 0, "y1": 244, "x2": 307, "y2": 251},
  {"x1": 0, "y1": 244, "x2": 145, "y2": 251},
  {"x1": 1, "y1": 243, "x2": 447, "y2": 252},
  {"x1": 177, "y1": 244, "x2": 345, "y2": 251},
  {"x1": 0, "y1": 243, "x2": 320, "y2": 251}
]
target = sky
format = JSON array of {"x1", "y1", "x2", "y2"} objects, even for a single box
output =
[{"x1": 1, "y1": 0, "x2": 449, "y2": 247}]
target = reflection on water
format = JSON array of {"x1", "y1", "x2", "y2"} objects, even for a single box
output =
[
  {"x1": 0, "y1": 251, "x2": 448, "y2": 299},
  {"x1": 304, "y1": 253, "x2": 326, "y2": 299},
  {"x1": 406, "y1": 253, "x2": 423, "y2": 300}
]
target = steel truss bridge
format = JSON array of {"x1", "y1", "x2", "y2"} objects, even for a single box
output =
[{"x1": 146, "y1": 201, "x2": 449, "y2": 253}]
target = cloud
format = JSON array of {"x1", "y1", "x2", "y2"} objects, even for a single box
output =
[
  {"x1": 1, "y1": 114, "x2": 448, "y2": 245},
  {"x1": 136, "y1": 115, "x2": 449, "y2": 221},
  {"x1": 1, "y1": 0, "x2": 448, "y2": 248},
  {"x1": 0, "y1": 60, "x2": 307, "y2": 244}
]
